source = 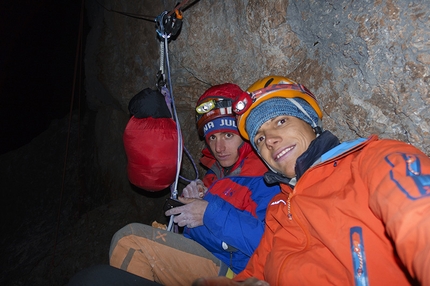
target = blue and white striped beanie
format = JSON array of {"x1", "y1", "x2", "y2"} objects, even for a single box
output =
[{"x1": 203, "y1": 116, "x2": 239, "y2": 139}]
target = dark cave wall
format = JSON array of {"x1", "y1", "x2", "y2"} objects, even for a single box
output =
[{"x1": 84, "y1": 0, "x2": 430, "y2": 203}]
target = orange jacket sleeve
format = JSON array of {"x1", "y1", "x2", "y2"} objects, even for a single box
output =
[{"x1": 361, "y1": 139, "x2": 430, "y2": 284}]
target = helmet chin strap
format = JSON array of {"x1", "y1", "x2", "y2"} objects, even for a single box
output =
[
  {"x1": 259, "y1": 154, "x2": 278, "y2": 174},
  {"x1": 313, "y1": 126, "x2": 323, "y2": 136},
  {"x1": 286, "y1": 98, "x2": 323, "y2": 136},
  {"x1": 258, "y1": 154, "x2": 297, "y2": 186},
  {"x1": 255, "y1": 147, "x2": 283, "y2": 176}
]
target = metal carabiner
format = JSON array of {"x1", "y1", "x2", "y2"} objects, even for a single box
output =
[{"x1": 155, "y1": 11, "x2": 170, "y2": 39}]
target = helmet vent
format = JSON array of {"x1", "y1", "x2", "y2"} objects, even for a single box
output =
[{"x1": 264, "y1": 78, "x2": 274, "y2": 88}]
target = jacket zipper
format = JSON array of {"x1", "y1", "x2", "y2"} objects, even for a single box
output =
[
  {"x1": 287, "y1": 192, "x2": 293, "y2": 220},
  {"x1": 277, "y1": 189, "x2": 311, "y2": 285}
]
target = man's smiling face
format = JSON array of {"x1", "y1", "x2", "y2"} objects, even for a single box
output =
[{"x1": 254, "y1": 115, "x2": 316, "y2": 178}]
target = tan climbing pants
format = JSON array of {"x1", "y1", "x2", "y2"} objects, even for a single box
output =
[{"x1": 109, "y1": 223, "x2": 220, "y2": 286}]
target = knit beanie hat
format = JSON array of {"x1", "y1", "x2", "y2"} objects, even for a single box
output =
[
  {"x1": 203, "y1": 115, "x2": 239, "y2": 139},
  {"x1": 246, "y1": 97, "x2": 319, "y2": 149}
]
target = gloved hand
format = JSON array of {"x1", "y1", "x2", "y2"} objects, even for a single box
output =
[
  {"x1": 192, "y1": 277, "x2": 269, "y2": 286},
  {"x1": 164, "y1": 197, "x2": 208, "y2": 228},
  {"x1": 181, "y1": 179, "x2": 208, "y2": 199}
]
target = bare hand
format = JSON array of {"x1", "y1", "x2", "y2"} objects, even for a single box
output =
[
  {"x1": 164, "y1": 197, "x2": 208, "y2": 228},
  {"x1": 182, "y1": 179, "x2": 208, "y2": 199}
]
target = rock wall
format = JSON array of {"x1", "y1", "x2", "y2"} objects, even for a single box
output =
[
  {"x1": 1, "y1": 1, "x2": 429, "y2": 284},
  {"x1": 169, "y1": 0, "x2": 430, "y2": 151},
  {"x1": 85, "y1": 0, "x2": 430, "y2": 198}
]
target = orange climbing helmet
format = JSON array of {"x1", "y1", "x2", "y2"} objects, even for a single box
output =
[{"x1": 233, "y1": 76, "x2": 323, "y2": 144}]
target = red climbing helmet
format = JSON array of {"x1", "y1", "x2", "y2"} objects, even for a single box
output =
[{"x1": 196, "y1": 83, "x2": 247, "y2": 137}]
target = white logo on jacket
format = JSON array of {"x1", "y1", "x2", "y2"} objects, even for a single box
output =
[{"x1": 270, "y1": 199, "x2": 287, "y2": 206}]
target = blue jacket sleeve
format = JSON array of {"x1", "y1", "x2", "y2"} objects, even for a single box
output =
[
  {"x1": 203, "y1": 193, "x2": 264, "y2": 256},
  {"x1": 183, "y1": 176, "x2": 279, "y2": 273},
  {"x1": 202, "y1": 176, "x2": 279, "y2": 256}
]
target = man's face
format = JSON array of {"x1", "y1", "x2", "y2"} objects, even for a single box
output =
[
  {"x1": 207, "y1": 132, "x2": 243, "y2": 168},
  {"x1": 253, "y1": 115, "x2": 316, "y2": 178}
]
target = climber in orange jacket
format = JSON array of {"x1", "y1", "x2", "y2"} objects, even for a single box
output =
[{"x1": 193, "y1": 76, "x2": 430, "y2": 286}]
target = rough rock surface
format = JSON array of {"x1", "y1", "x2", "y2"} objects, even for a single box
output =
[
  {"x1": 87, "y1": 0, "x2": 430, "y2": 164},
  {"x1": 169, "y1": 0, "x2": 430, "y2": 154}
]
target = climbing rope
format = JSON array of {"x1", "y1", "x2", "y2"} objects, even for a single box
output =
[
  {"x1": 154, "y1": 2, "x2": 203, "y2": 232},
  {"x1": 51, "y1": 0, "x2": 85, "y2": 275},
  {"x1": 95, "y1": 0, "x2": 201, "y2": 231}
]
